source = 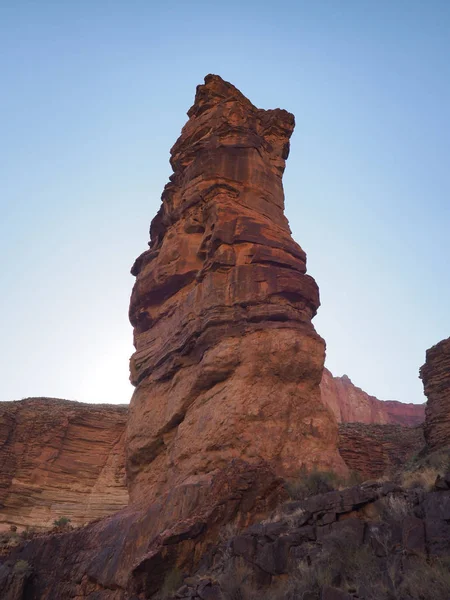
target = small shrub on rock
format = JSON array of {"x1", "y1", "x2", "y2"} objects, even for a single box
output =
[
  {"x1": 13, "y1": 559, "x2": 31, "y2": 574},
  {"x1": 158, "y1": 568, "x2": 183, "y2": 600},
  {"x1": 220, "y1": 558, "x2": 258, "y2": 600},
  {"x1": 399, "y1": 557, "x2": 450, "y2": 600},
  {"x1": 286, "y1": 466, "x2": 340, "y2": 500},
  {"x1": 53, "y1": 516, "x2": 71, "y2": 529},
  {"x1": 380, "y1": 494, "x2": 411, "y2": 522}
]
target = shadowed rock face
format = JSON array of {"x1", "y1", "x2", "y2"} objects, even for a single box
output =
[
  {"x1": 338, "y1": 423, "x2": 425, "y2": 479},
  {"x1": 0, "y1": 398, "x2": 128, "y2": 530},
  {"x1": 127, "y1": 74, "x2": 347, "y2": 503},
  {"x1": 321, "y1": 368, "x2": 425, "y2": 426},
  {"x1": 421, "y1": 337, "x2": 450, "y2": 451}
]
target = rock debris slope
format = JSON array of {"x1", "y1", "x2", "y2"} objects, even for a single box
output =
[{"x1": 127, "y1": 74, "x2": 346, "y2": 503}]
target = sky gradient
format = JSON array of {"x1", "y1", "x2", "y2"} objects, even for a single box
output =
[{"x1": 1, "y1": 0, "x2": 449, "y2": 405}]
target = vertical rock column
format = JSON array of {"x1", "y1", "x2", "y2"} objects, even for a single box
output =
[
  {"x1": 421, "y1": 336, "x2": 450, "y2": 451},
  {"x1": 127, "y1": 74, "x2": 346, "y2": 503}
]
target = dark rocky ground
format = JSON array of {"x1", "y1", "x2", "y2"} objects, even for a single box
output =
[{"x1": 2, "y1": 453, "x2": 450, "y2": 600}]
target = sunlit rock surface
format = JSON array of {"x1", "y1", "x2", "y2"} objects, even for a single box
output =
[{"x1": 0, "y1": 398, "x2": 128, "y2": 530}]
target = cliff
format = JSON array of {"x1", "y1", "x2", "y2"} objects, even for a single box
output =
[
  {"x1": 127, "y1": 73, "x2": 346, "y2": 503},
  {"x1": 0, "y1": 398, "x2": 128, "y2": 530},
  {"x1": 421, "y1": 336, "x2": 450, "y2": 451},
  {"x1": 321, "y1": 368, "x2": 425, "y2": 426},
  {"x1": 338, "y1": 423, "x2": 424, "y2": 479}
]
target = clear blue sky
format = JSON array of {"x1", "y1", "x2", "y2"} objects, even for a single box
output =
[{"x1": 1, "y1": 1, "x2": 449, "y2": 405}]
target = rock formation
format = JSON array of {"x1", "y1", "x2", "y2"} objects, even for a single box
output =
[
  {"x1": 338, "y1": 423, "x2": 424, "y2": 480},
  {"x1": 127, "y1": 74, "x2": 346, "y2": 503},
  {"x1": 321, "y1": 368, "x2": 425, "y2": 426},
  {"x1": 0, "y1": 74, "x2": 443, "y2": 599},
  {"x1": 0, "y1": 398, "x2": 128, "y2": 530},
  {"x1": 0, "y1": 372, "x2": 424, "y2": 531},
  {"x1": 5, "y1": 472, "x2": 450, "y2": 598},
  {"x1": 421, "y1": 336, "x2": 450, "y2": 451},
  {"x1": 1, "y1": 460, "x2": 286, "y2": 599}
]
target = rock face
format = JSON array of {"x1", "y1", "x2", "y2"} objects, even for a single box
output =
[
  {"x1": 0, "y1": 398, "x2": 128, "y2": 529},
  {"x1": 338, "y1": 423, "x2": 424, "y2": 479},
  {"x1": 2, "y1": 460, "x2": 286, "y2": 599},
  {"x1": 321, "y1": 368, "x2": 425, "y2": 426},
  {"x1": 127, "y1": 74, "x2": 346, "y2": 503},
  {"x1": 421, "y1": 337, "x2": 450, "y2": 451},
  {"x1": 5, "y1": 475, "x2": 450, "y2": 599}
]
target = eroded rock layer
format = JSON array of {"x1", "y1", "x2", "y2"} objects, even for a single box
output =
[
  {"x1": 321, "y1": 368, "x2": 425, "y2": 426},
  {"x1": 127, "y1": 74, "x2": 346, "y2": 503},
  {"x1": 421, "y1": 337, "x2": 450, "y2": 451},
  {"x1": 3, "y1": 460, "x2": 286, "y2": 599},
  {"x1": 0, "y1": 398, "x2": 128, "y2": 529},
  {"x1": 338, "y1": 423, "x2": 424, "y2": 479}
]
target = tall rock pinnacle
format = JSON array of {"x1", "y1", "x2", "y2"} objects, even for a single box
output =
[{"x1": 127, "y1": 75, "x2": 346, "y2": 502}]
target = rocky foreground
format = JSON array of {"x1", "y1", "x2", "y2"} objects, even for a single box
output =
[{"x1": 0, "y1": 388, "x2": 423, "y2": 531}]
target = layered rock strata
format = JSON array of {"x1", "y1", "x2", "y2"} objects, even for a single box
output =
[
  {"x1": 127, "y1": 74, "x2": 347, "y2": 502},
  {"x1": 2, "y1": 460, "x2": 286, "y2": 599},
  {"x1": 338, "y1": 423, "x2": 424, "y2": 479},
  {"x1": 421, "y1": 336, "x2": 450, "y2": 451},
  {"x1": 321, "y1": 368, "x2": 425, "y2": 426},
  {"x1": 0, "y1": 398, "x2": 128, "y2": 530}
]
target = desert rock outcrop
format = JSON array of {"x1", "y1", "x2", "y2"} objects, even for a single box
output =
[
  {"x1": 0, "y1": 398, "x2": 128, "y2": 530},
  {"x1": 127, "y1": 74, "x2": 347, "y2": 502},
  {"x1": 321, "y1": 368, "x2": 425, "y2": 426},
  {"x1": 421, "y1": 336, "x2": 450, "y2": 451},
  {"x1": 338, "y1": 423, "x2": 424, "y2": 479}
]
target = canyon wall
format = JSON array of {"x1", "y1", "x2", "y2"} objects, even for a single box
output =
[
  {"x1": 126, "y1": 74, "x2": 347, "y2": 503},
  {"x1": 321, "y1": 368, "x2": 425, "y2": 426},
  {"x1": 421, "y1": 336, "x2": 450, "y2": 451},
  {"x1": 338, "y1": 423, "x2": 424, "y2": 480},
  {"x1": 0, "y1": 398, "x2": 128, "y2": 530}
]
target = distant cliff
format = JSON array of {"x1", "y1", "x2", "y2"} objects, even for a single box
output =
[
  {"x1": 0, "y1": 398, "x2": 128, "y2": 530},
  {"x1": 321, "y1": 368, "x2": 425, "y2": 426}
]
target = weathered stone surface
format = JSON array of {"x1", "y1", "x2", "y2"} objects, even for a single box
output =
[
  {"x1": 127, "y1": 74, "x2": 346, "y2": 503},
  {"x1": 321, "y1": 586, "x2": 353, "y2": 600},
  {"x1": 0, "y1": 398, "x2": 128, "y2": 529},
  {"x1": 421, "y1": 337, "x2": 450, "y2": 451},
  {"x1": 6, "y1": 460, "x2": 286, "y2": 599},
  {"x1": 338, "y1": 423, "x2": 425, "y2": 479},
  {"x1": 321, "y1": 368, "x2": 425, "y2": 426}
]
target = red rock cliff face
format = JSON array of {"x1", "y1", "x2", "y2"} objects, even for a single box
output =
[
  {"x1": 127, "y1": 74, "x2": 346, "y2": 503},
  {"x1": 338, "y1": 423, "x2": 424, "y2": 479},
  {"x1": 421, "y1": 337, "x2": 450, "y2": 451},
  {"x1": 0, "y1": 398, "x2": 128, "y2": 529},
  {"x1": 321, "y1": 368, "x2": 425, "y2": 426}
]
